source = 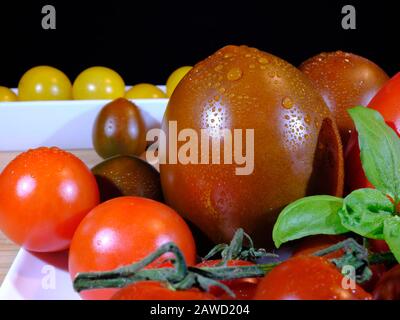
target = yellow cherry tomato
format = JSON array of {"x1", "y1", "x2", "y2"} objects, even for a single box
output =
[
  {"x1": 18, "y1": 66, "x2": 72, "y2": 101},
  {"x1": 0, "y1": 87, "x2": 17, "y2": 102},
  {"x1": 73, "y1": 67, "x2": 125, "y2": 100},
  {"x1": 125, "y1": 83, "x2": 167, "y2": 99},
  {"x1": 166, "y1": 66, "x2": 192, "y2": 97}
]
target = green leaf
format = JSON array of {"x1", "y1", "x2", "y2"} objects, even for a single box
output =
[
  {"x1": 384, "y1": 216, "x2": 400, "y2": 263},
  {"x1": 348, "y1": 106, "x2": 400, "y2": 202},
  {"x1": 338, "y1": 188, "x2": 394, "y2": 239},
  {"x1": 272, "y1": 195, "x2": 347, "y2": 248}
]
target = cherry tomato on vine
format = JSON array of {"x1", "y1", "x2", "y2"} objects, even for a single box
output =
[
  {"x1": 196, "y1": 259, "x2": 259, "y2": 300},
  {"x1": 0, "y1": 147, "x2": 99, "y2": 252},
  {"x1": 293, "y1": 236, "x2": 386, "y2": 292},
  {"x1": 0, "y1": 86, "x2": 17, "y2": 101},
  {"x1": 72, "y1": 66, "x2": 125, "y2": 100},
  {"x1": 18, "y1": 66, "x2": 72, "y2": 101},
  {"x1": 68, "y1": 196, "x2": 196, "y2": 300},
  {"x1": 111, "y1": 281, "x2": 216, "y2": 300},
  {"x1": 125, "y1": 83, "x2": 167, "y2": 99},
  {"x1": 254, "y1": 256, "x2": 372, "y2": 300}
]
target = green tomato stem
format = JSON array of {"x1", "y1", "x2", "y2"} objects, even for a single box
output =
[{"x1": 73, "y1": 242, "x2": 278, "y2": 295}]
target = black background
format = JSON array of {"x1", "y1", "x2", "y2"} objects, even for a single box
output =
[{"x1": 0, "y1": 0, "x2": 398, "y2": 87}]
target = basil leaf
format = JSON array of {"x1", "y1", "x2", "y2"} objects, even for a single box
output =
[
  {"x1": 348, "y1": 106, "x2": 400, "y2": 202},
  {"x1": 384, "y1": 216, "x2": 400, "y2": 263},
  {"x1": 272, "y1": 195, "x2": 347, "y2": 248},
  {"x1": 338, "y1": 188, "x2": 394, "y2": 239}
]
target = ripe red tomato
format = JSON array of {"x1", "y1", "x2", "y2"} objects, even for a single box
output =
[
  {"x1": 111, "y1": 281, "x2": 216, "y2": 300},
  {"x1": 344, "y1": 131, "x2": 375, "y2": 193},
  {"x1": 368, "y1": 73, "x2": 400, "y2": 131},
  {"x1": 369, "y1": 239, "x2": 390, "y2": 253},
  {"x1": 345, "y1": 73, "x2": 400, "y2": 193},
  {"x1": 373, "y1": 264, "x2": 400, "y2": 300},
  {"x1": 293, "y1": 235, "x2": 346, "y2": 259},
  {"x1": 254, "y1": 256, "x2": 372, "y2": 300},
  {"x1": 0, "y1": 147, "x2": 99, "y2": 252},
  {"x1": 195, "y1": 260, "x2": 259, "y2": 300},
  {"x1": 68, "y1": 196, "x2": 196, "y2": 300},
  {"x1": 293, "y1": 236, "x2": 386, "y2": 292}
]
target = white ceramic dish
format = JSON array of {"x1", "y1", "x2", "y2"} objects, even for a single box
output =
[
  {"x1": 0, "y1": 249, "x2": 79, "y2": 300},
  {"x1": 0, "y1": 93, "x2": 169, "y2": 299},
  {"x1": 0, "y1": 98, "x2": 168, "y2": 151}
]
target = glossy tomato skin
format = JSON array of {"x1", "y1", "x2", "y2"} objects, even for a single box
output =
[
  {"x1": 344, "y1": 132, "x2": 374, "y2": 193},
  {"x1": 166, "y1": 66, "x2": 193, "y2": 97},
  {"x1": 18, "y1": 66, "x2": 72, "y2": 101},
  {"x1": 68, "y1": 196, "x2": 196, "y2": 300},
  {"x1": 373, "y1": 264, "x2": 400, "y2": 300},
  {"x1": 0, "y1": 147, "x2": 99, "y2": 252},
  {"x1": 111, "y1": 281, "x2": 216, "y2": 300},
  {"x1": 368, "y1": 73, "x2": 400, "y2": 130},
  {"x1": 0, "y1": 86, "x2": 17, "y2": 101},
  {"x1": 345, "y1": 73, "x2": 400, "y2": 193},
  {"x1": 73, "y1": 66, "x2": 125, "y2": 100},
  {"x1": 160, "y1": 45, "x2": 344, "y2": 247},
  {"x1": 300, "y1": 51, "x2": 388, "y2": 147},
  {"x1": 369, "y1": 239, "x2": 390, "y2": 253},
  {"x1": 91, "y1": 155, "x2": 163, "y2": 203},
  {"x1": 92, "y1": 98, "x2": 146, "y2": 159},
  {"x1": 293, "y1": 235, "x2": 346, "y2": 259},
  {"x1": 125, "y1": 83, "x2": 167, "y2": 99},
  {"x1": 196, "y1": 260, "x2": 259, "y2": 300},
  {"x1": 293, "y1": 235, "x2": 385, "y2": 292},
  {"x1": 254, "y1": 256, "x2": 371, "y2": 300}
]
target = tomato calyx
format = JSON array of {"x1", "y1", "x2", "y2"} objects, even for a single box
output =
[
  {"x1": 202, "y1": 228, "x2": 278, "y2": 266},
  {"x1": 314, "y1": 237, "x2": 397, "y2": 284},
  {"x1": 73, "y1": 242, "x2": 278, "y2": 298}
]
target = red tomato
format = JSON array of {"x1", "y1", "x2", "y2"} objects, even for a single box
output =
[
  {"x1": 0, "y1": 147, "x2": 99, "y2": 252},
  {"x1": 293, "y1": 236, "x2": 386, "y2": 292},
  {"x1": 254, "y1": 256, "x2": 372, "y2": 300},
  {"x1": 293, "y1": 235, "x2": 346, "y2": 259},
  {"x1": 345, "y1": 73, "x2": 400, "y2": 193},
  {"x1": 373, "y1": 264, "x2": 400, "y2": 300},
  {"x1": 363, "y1": 264, "x2": 387, "y2": 293},
  {"x1": 369, "y1": 239, "x2": 390, "y2": 253},
  {"x1": 344, "y1": 132, "x2": 375, "y2": 193},
  {"x1": 68, "y1": 196, "x2": 196, "y2": 300},
  {"x1": 111, "y1": 281, "x2": 216, "y2": 300},
  {"x1": 196, "y1": 260, "x2": 259, "y2": 300},
  {"x1": 368, "y1": 73, "x2": 400, "y2": 131}
]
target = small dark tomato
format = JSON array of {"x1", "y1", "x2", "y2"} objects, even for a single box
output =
[
  {"x1": 139, "y1": 144, "x2": 159, "y2": 172},
  {"x1": 373, "y1": 264, "x2": 400, "y2": 300},
  {"x1": 254, "y1": 256, "x2": 372, "y2": 300},
  {"x1": 93, "y1": 98, "x2": 147, "y2": 159},
  {"x1": 300, "y1": 51, "x2": 388, "y2": 147},
  {"x1": 91, "y1": 155, "x2": 163, "y2": 202}
]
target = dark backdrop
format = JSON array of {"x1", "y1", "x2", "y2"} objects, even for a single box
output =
[{"x1": 0, "y1": 0, "x2": 398, "y2": 87}]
